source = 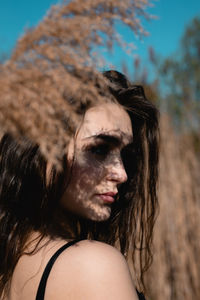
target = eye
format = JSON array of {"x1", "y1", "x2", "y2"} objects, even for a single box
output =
[{"x1": 89, "y1": 143, "x2": 110, "y2": 156}]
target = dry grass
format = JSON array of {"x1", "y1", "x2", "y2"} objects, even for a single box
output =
[
  {"x1": 144, "y1": 115, "x2": 200, "y2": 300},
  {"x1": 0, "y1": 0, "x2": 152, "y2": 166}
]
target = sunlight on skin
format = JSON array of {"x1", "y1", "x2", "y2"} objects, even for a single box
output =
[{"x1": 60, "y1": 102, "x2": 133, "y2": 221}]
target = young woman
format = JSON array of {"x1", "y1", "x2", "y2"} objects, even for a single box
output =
[{"x1": 0, "y1": 70, "x2": 159, "y2": 300}]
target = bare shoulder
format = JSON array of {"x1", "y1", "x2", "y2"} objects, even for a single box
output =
[
  {"x1": 54, "y1": 239, "x2": 128, "y2": 272},
  {"x1": 63, "y1": 239, "x2": 126, "y2": 259},
  {"x1": 46, "y1": 240, "x2": 139, "y2": 300}
]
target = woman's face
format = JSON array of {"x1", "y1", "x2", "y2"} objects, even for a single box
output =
[{"x1": 60, "y1": 102, "x2": 133, "y2": 221}]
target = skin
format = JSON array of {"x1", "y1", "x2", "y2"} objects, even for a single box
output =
[
  {"x1": 60, "y1": 102, "x2": 133, "y2": 221},
  {"x1": 9, "y1": 103, "x2": 139, "y2": 300},
  {"x1": 10, "y1": 240, "x2": 139, "y2": 300}
]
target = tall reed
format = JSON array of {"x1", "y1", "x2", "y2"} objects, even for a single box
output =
[{"x1": 145, "y1": 115, "x2": 200, "y2": 300}]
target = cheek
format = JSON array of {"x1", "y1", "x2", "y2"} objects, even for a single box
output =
[
  {"x1": 70, "y1": 157, "x2": 103, "y2": 191},
  {"x1": 60, "y1": 153, "x2": 112, "y2": 221}
]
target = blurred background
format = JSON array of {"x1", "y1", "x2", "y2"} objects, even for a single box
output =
[{"x1": 0, "y1": 1, "x2": 200, "y2": 299}]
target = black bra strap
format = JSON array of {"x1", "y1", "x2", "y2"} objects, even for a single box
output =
[
  {"x1": 36, "y1": 239, "x2": 82, "y2": 300},
  {"x1": 136, "y1": 290, "x2": 146, "y2": 300}
]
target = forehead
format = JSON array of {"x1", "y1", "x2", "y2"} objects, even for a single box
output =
[{"x1": 77, "y1": 102, "x2": 133, "y2": 141}]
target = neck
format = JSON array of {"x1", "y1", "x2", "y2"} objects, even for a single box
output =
[{"x1": 46, "y1": 207, "x2": 91, "y2": 240}]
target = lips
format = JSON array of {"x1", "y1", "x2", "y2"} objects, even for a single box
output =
[{"x1": 96, "y1": 192, "x2": 117, "y2": 203}]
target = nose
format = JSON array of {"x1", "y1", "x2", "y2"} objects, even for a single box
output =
[{"x1": 106, "y1": 157, "x2": 128, "y2": 184}]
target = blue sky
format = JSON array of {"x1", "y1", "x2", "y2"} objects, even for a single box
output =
[{"x1": 0, "y1": 0, "x2": 200, "y2": 74}]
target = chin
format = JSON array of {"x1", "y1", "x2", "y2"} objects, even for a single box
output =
[{"x1": 85, "y1": 206, "x2": 111, "y2": 222}]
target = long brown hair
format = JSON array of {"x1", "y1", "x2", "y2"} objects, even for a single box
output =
[{"x1": 0, "y1": 70, "x2": 159, "y2": 296}]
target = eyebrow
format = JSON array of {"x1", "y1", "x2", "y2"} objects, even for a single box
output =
[{"x1": 84, "y1": 132, "x2": 132, "y2": 146}]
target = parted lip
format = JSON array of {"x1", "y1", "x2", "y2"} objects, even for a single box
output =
[
  {"x1": 95, "y1": 193, "x2": 116, "y2": 203},
  {"x1": 97, "y1": 192, "x2": 117, "y2": 197}
]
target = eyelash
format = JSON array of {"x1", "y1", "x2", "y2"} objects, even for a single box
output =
[
  {"x1": 86, "y1": 142, "x2": 134, "y2": 160},
  {"x1": 88, "y1": 143, "x2": 111, "y2": 157}
]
